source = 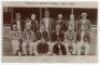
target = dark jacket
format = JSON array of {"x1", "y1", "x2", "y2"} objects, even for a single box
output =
[
  {"x1": 31, "y1": 20, "x2": 39, "y2": 33},
  {"x1": 51, "y1": 31, "x2": 64, "y2": 42},
  {"x1": 53, "y1": 42, "x2": 66, "y2": 55},
  {"x1": 55, "y1": 19, "x2": 67, "y2": 32},
  {"x1": 37, "y1": 31, "x2": 49, "y2": 41}
]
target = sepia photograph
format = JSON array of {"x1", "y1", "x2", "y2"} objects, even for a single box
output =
[{"x1": 2, "y1": 2, "x2": 98, "y2": 62}]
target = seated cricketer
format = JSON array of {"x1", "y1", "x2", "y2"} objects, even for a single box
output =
[
  {"x1": 53, "y1": 37, "x2": 66, "y2": 55},
  {"x1": 37, "y1": 37, "x2": 49, "y2": 55}
]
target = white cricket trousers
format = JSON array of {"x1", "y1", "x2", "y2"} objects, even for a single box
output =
[
  {"x1": 63, "y1": 42, "x2": 69, "y2": 55},
  {"x1": 72, "y1": 43, "x2": 77, "y2": 55},
  {"x1": 11, "y1": 39, "x2": 20, "y2": 55},
  {"x1": 77, "y1": 42, "x2": 90, "y2": 55},
  {"x1": 64, "y1": 41, "x2": 77, "y2": 55},
  {"x1": 22, "y1": 41, "x2": 34, "y2": 55}
]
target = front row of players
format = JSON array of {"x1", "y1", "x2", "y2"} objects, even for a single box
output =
[{"x1": 11, "y1": 13, "x2": 91, "y2": 56}]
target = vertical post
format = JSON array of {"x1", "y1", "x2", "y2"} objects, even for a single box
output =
[
  {"x1": 11, "y1": 7, "x2": 13, "y2": 25},
  {"x1": 45, "y1": 8, "x2": 48, "y2": 12},
  {"x1": 71, "y1": 8, "x2": 74, "y2": 14},
  {"x1": 40, "y1": 8, "x2": 42, "y2": 25}
]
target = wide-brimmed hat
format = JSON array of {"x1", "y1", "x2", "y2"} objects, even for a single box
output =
[
  {"x1": 45, "y1": 11, "x2": 49, "y2": 14},
  {"x1": 31, "y1": 14, "x2": 36, "y2": 16},
  {"x1": 81, "y1": 13, "x2": 87, "y2": 17},
  {"x1": 16, "y1": 13, "x2": 21, "y2": 16}
]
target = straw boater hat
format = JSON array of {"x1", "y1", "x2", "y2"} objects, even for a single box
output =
[
  {"x1": 16, "y1": 13, "x2": 21, "y2": 16},
  {"x1": 31, "y1": 14, "x2": 35, "y2": 16},
  {"x1": 45, "y1": 11, "x2": 49, "y2": 14},
  {"x1": 81, "y1": 13, "x2": 87, "y2": 17}
]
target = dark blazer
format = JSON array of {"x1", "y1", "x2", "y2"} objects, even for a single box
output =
[
  {"x1": 37, "y1": 31, "x2": 49, "y2": 41},
  {"x1": 55, "y1": 19, "x2": 67, "y2": 32},
  {"x1": 51, "y1": 31, "x2": 64, "y2": 42},
  {"x1": 31, "y1": 20, "x2": 39, "y2": 33},
  {"x1": 53, "y1": 42, "x2": 66, "y2": 55}
]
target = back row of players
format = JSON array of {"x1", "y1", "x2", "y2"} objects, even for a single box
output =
[{"x1": 11, "y1": 10, "x2": 91, "y2": 56}]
